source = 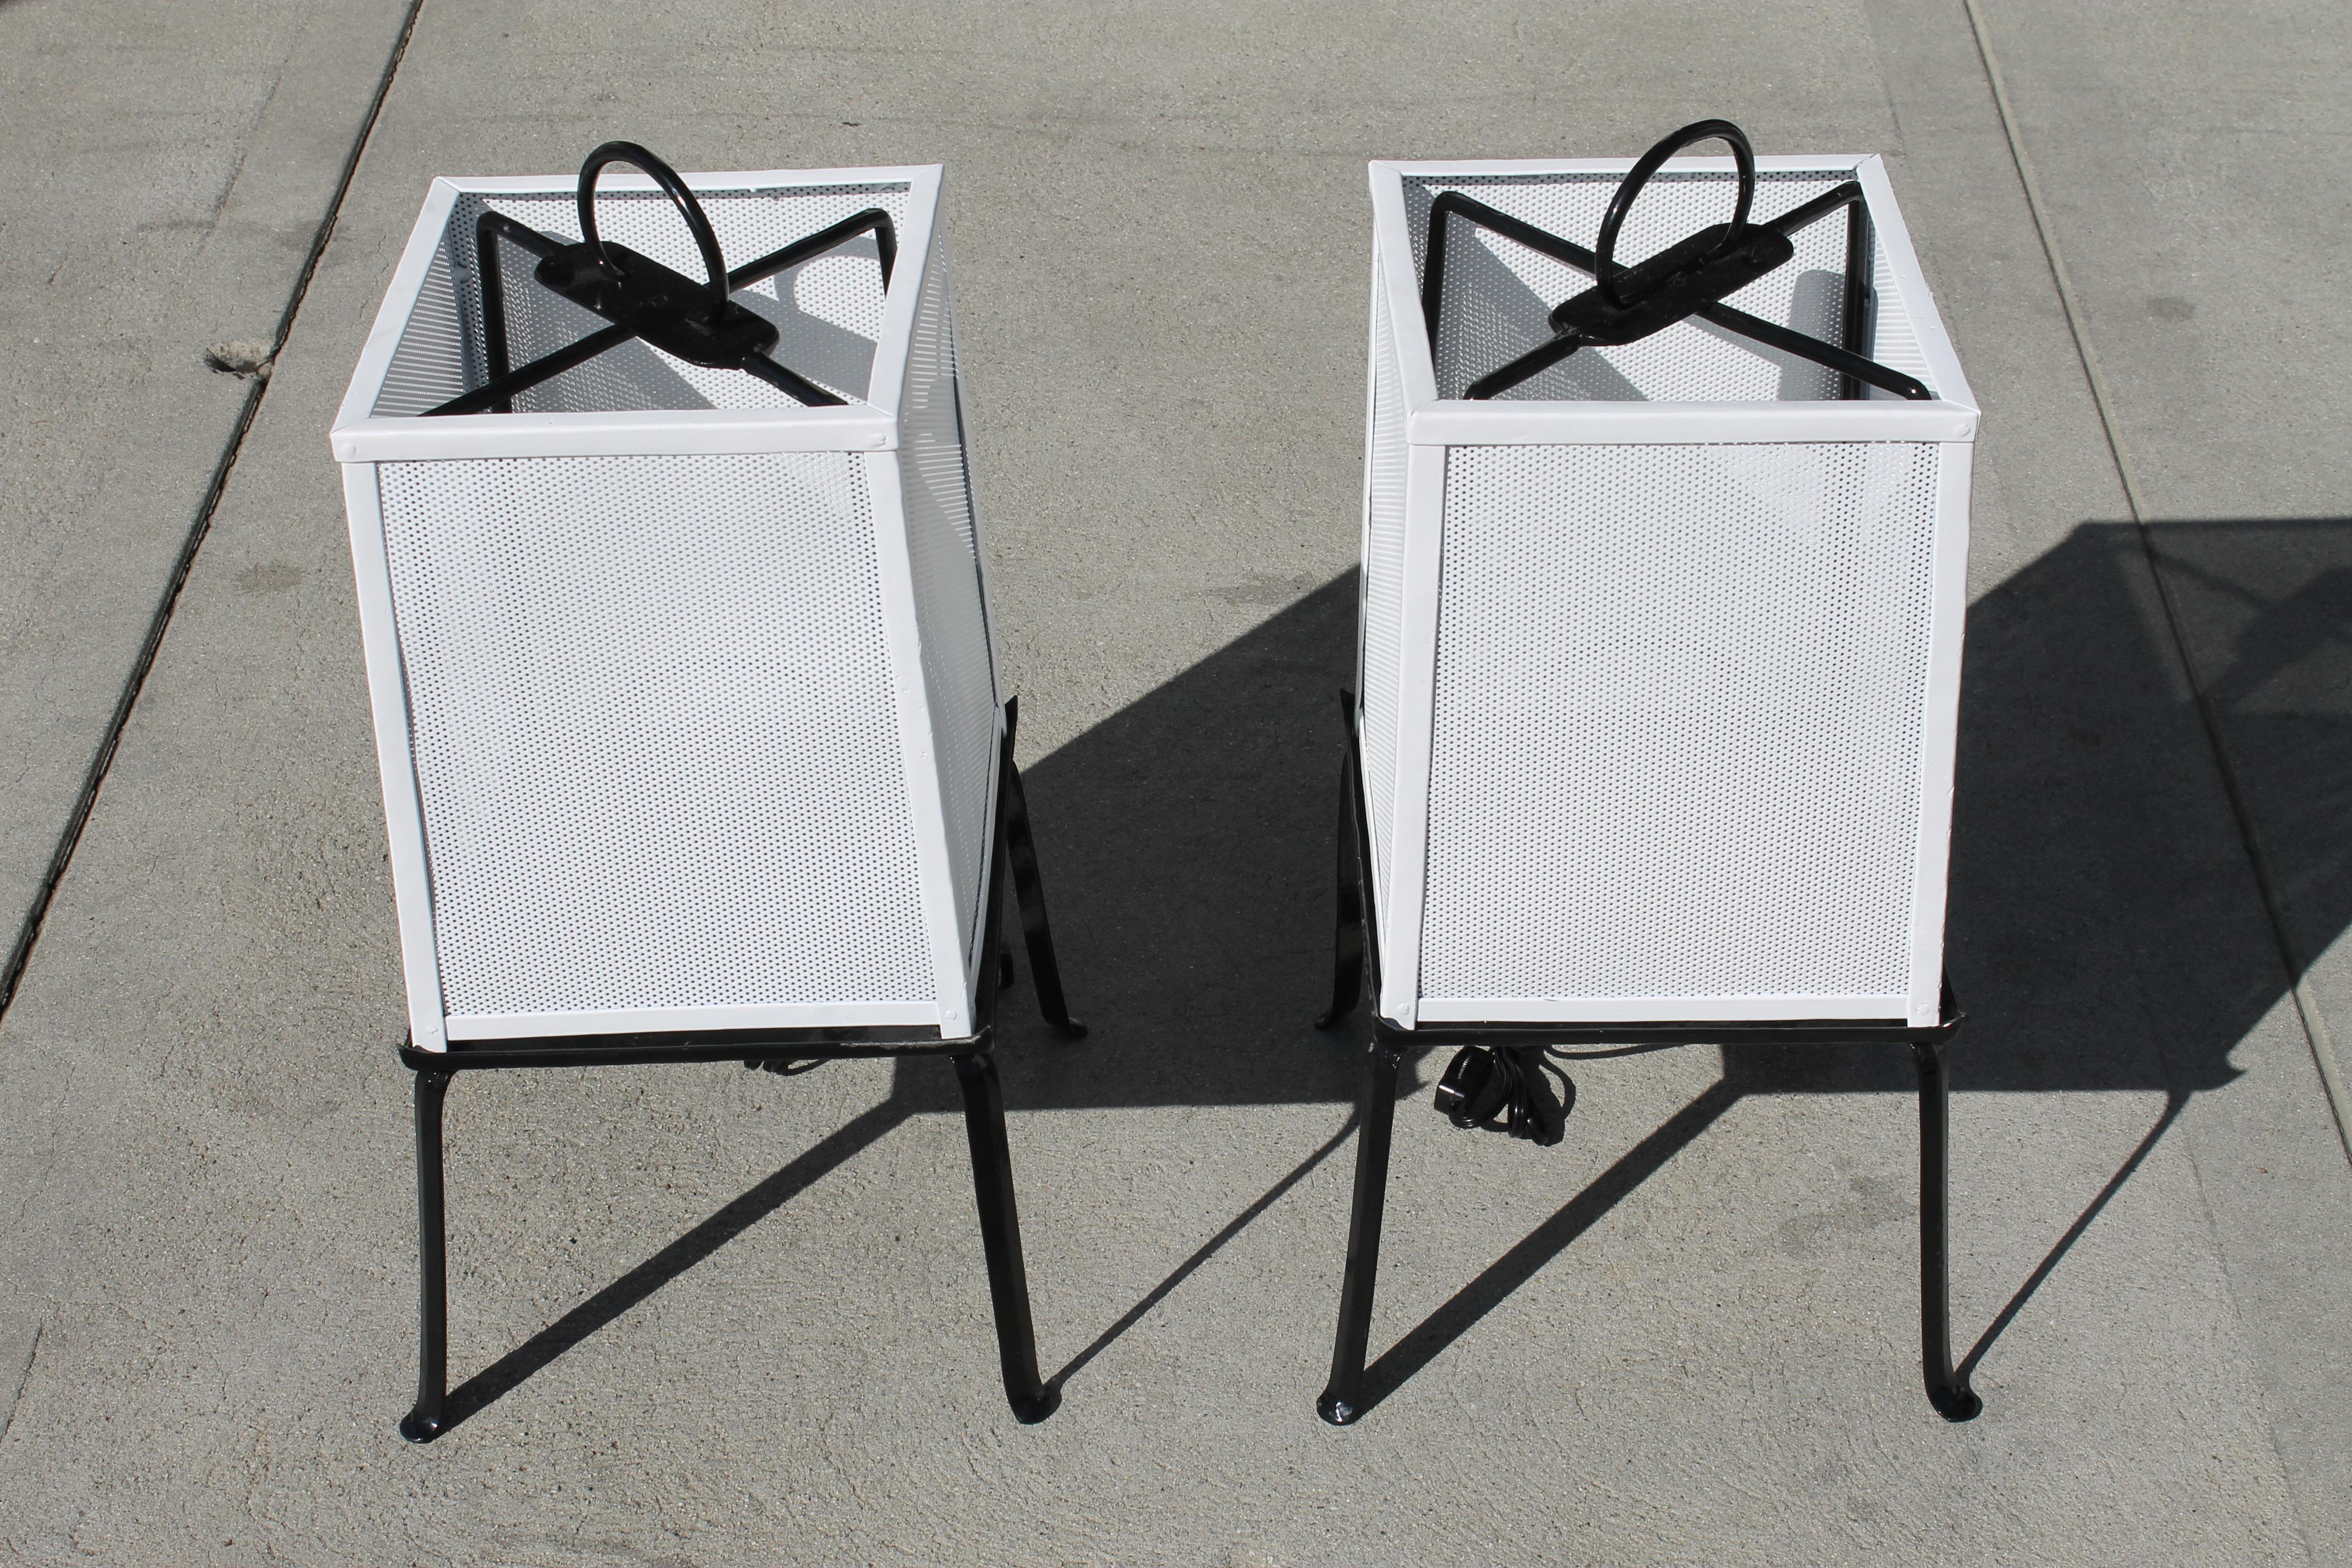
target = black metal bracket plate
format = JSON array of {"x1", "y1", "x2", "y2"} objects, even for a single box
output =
[
  {"x1": 1547, "y1": 222, "x2": 1795, "y2": 347},
  {"x1": 534, "y1": 240, "x2": 781, "y2": 369}
]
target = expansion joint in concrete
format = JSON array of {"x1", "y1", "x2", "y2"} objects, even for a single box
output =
[{"x1": 0, "y1": 0, "x2": 428, "y2": 1023}]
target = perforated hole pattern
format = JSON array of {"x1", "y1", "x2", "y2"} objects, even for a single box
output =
[
  {"x1": 897, "y1": 237, "x2": 999, "y2": 969},
  {"x1": 372, "y1": 183, "x2": 912, "y2": 417},
  {"x1": 377, "y1": 451, "x2": 936, "y2": 1018},
  {"x1": 1360, "y1": 258, "x2": 1409, "y2": 921},
  {"x1": 375, "y1": 242, "x2": 467, "y2": 416},
  {"x1": 1401, "y1": 169, "x2": 1932, "y2": 404},
  {"x1": 1418, "y1": 442, "x2": 1941, "y2": 1006}
]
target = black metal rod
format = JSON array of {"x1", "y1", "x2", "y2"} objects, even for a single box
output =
[
  {"x1": 1317, "y1": 1038, "x2": 1404, "y2": 1425},
  {"x1": 423, "y1": 323, "x2": 633, "y2": 417},
  {"x1": 1762, "y1": 179, "x2": 1867, "y2": 242},
  {"x1": 1839, "y1": 190, "x2": 1876, "y2": 401},
  {"x1": 472, "y1": 210, "x2": 563, "y2": 412},
  {"x1": 1744, "y1": 179, "x2": 1880, "y2": 400},
  {"x1": 951, "y1": 1052, "x2": 1059, "y2": 1424},
  {"x1": 1000, "y1": 750, "x2": 1086, "y2": 1039},
  {"x1": 1914, "y1": 1038, "x2": 1983, "y2": 1420},
  {"x1": 727, "y1": 207, "x2": 898, "y2": 293},
  {"x1": 1461, "y1": 329, "x2": 1589, "y2": 401},
  {"x1": 738, "y1": 351, "x2": 848, "y2": 407},
  {"x1": 399, "y1": 1069, "x2": 451, "y2": 1443},
  {"x1": 1694, "y1": 301, "x2": 1931, "y2": 401},
  {"x1": 1314, "y1": 712, "x2": 1366, "y2": 1031},
  {"x1": 1422, "y1": 191, "x2": 1602, "y2": 356},
  {"x1": 1460, "y1": 297, "x2": 1926, "y2": 404},
  {"x1": 475, "y1": 208, "x2": 562, "y2": 262},
  {"x1": 472, "y1": 211, "x2": 559, "y2": 414}
]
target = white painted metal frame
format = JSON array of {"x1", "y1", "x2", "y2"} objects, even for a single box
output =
[
  {"x1": 332, "y1": 164, "x2": 1001, "y2": 1052},
  {"x1": 1361, "y1": 154, "x2": 1979, "y2": 1031}
]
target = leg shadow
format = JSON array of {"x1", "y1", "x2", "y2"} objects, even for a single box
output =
[
  {"x1": 1047, "y1": 1113, "x2": 1360, "y2": 1391},
  {"x1": 434, "y1": 1090, "x2": 919, "y2": 1435},
  {"x1": 1348, "y1": 1078, "x2": 1742, "y2": 1419},
  {"x1": 1956, "y1": 1088, "x2": 2188, "y2": 1384}
]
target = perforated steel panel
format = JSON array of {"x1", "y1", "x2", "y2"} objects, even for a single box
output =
[
  {"x1": 1403, "y1": 171, "x2": 1876, "y2": 404},
  {"x1": 375, "y1": 242, "x2": 468, "y2": 417},
  {"x1": 1418, "y1": 442, "x2": 1941, "y2": 1006},
  {"x1": 371, "y1": 183, "x2": 912, "y2": 417},
  {"x1": 375, "y1": 451, "x2": 936, "y2": 1017},
  {"x1": 897, "y1": 238, "x2": 999, "y2": 968},
  {"x1": 1359, "y1": 258, "x2": 1409, "y2": 917}
]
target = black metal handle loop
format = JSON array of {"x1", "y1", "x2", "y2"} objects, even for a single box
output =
[
  {"x1": 575, "y1": 140, "x2": 731, "y2": 316},
  {"x1": 1594, "y1": 118, "x2": 1756, "y2": 311}
]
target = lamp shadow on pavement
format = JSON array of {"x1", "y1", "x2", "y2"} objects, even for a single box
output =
[
  {"x1": 979, "y1": 518, "x2": 2352, "y2": 1410},
  {"x1": 448, "y1": 518, "x2": 2352, "y2": 1428}
]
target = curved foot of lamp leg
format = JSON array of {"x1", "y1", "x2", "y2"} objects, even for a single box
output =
[
  {"x1": 1011, "y1": 1385, "x2": 1061, "y2": 1425},
  {"x1": 1930, "y1": 1381, "x2": 1983, "y2": 1423},
  {"x1": 1315, "y1": 1390, "x2": 1364, "y2": 1427}
]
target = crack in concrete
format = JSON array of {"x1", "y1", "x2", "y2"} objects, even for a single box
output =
[{"x1": 0, "y1": 1322, "x2": 43, "y2": 1448}]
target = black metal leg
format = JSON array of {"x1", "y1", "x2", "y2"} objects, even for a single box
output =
[
  {"x1": 1315, "y1": 743, "x2": 1366, "y2": 1031},
  {"x1": 1317, "y1": 1038, "x2": 1405, "y2": 1425},
  {"x1": 400, "y1": 1069, "x2": 452, "y2": 1443},
  {"x1": 1914, "y1": 1039, "x2": 1981, "y2": 1421},
  {"x1": 951, "y1": 1053, "x2": 1059, "y2": 1424},
  {"x1": 1000, "y1": 758, "x2": 1086, "y2": 1039}
]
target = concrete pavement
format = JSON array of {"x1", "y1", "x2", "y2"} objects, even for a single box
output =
[
  {"x1": 0, "y1": 0, "x2": 417, "y2": 1003},
  {"x1": 2, "y1": 2, "x2": 2347, "y2": 1564}
]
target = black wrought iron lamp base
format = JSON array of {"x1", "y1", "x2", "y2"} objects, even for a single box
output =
[
  {"x1": 1309, "y1": 693, "x2": 1980, "y2": 1427},
  {"x1": 394, "y1": 698, "x2": 1083, "y2": 1441}
]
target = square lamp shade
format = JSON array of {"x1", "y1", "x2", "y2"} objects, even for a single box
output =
[
  {"x1": 330, "y1": 164, "x2": 1004, "y2": 1050},
  {"x1": 1356, "y1": 154, "x2": 1979, "y2": 1031}
]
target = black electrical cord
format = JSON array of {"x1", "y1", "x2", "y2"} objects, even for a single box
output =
[{"x1": 1433, "y1": 1045, "x2": 1574, "y2": 1146}]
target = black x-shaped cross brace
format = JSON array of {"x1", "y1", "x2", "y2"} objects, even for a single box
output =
[
  {"x1": 1422, "y1": 119, "x2": 1932, "y2": 403},
  {"x1": 424, "y1": 141, "x2": 894, "y2": 417}
]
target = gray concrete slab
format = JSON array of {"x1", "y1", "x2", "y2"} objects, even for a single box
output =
[
  {"x1": 2, "y1": 3, "x2": 2348, "y2": 1565},
  {"x1": 1953, "y1": 3, "x2": 2352, "y2": 1553},
  {"x1": 0, "y1": 0, "x2": 415, "y2": 988}
]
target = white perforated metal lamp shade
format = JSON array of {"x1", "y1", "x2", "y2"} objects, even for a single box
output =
[
  {"x1": 1359, "y1": 155, "x2": 1978, "y2": 1030},
  {"x1": 331, "y1": 164, "x2": 1001, "y2": 1050}
]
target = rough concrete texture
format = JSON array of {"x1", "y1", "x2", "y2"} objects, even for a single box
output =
[
  {"x1": 2, "y1": 2, "x2": 2348, "y2": 1565},
  {"x1": 0, "y1": 0, "x2": 416, "y2": 984}
]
